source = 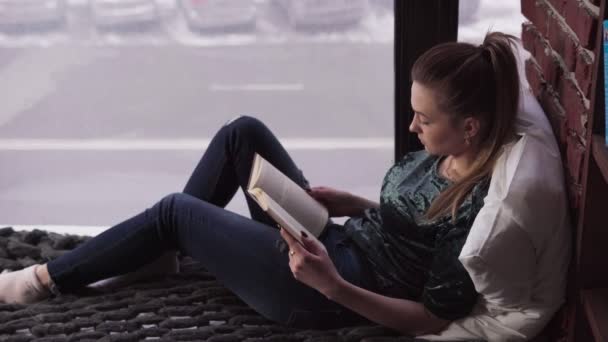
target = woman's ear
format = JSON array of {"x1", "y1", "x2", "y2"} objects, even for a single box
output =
[{"x1": 462, "y1": 116, "x2": 481, "y2": 141}]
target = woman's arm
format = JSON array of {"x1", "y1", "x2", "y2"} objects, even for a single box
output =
[
  {"x1": 308, "y1": 186, "x2": 379, "y2": 217},
  {"x1": 350, "y1": 194, "x2": 380, "y2": 213},
  {"x1": 326, "y1": 278, "x2": 450, "y2": 336},
  {"x1": 280, "y1": 229, "x2": 449, "y2": 336}
]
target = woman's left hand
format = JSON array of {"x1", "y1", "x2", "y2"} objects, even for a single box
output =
[{"x1": 279, "y1": 228, "x2": 344, "y2": 299}]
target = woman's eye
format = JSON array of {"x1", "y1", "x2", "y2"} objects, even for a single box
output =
[{"x1": 415, "y1": 112, "x2": 429, "y2": 125}]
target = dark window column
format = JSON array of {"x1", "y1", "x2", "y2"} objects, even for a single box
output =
[{"x1": 394, "y1": 0, "x2": 459, "y2": 161}]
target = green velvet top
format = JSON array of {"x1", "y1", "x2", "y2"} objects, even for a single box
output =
[{"x1": 344, "y1": 150, "x2": 490, "y2": 320}]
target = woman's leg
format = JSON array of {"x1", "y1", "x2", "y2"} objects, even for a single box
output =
[
  {"x1": 45, "y1": 116, "x2": 308, "y2": 291},
  {"x1": 182, "y1": 115, "x2": 310, "y2": 226},
  {"x1": 45, "y1": 193, "x2": 376, "y2": 328},
  {"x1": 81, "y1": 116, "x2": 305, "y2": 290}
]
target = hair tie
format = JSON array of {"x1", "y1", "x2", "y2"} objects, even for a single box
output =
[{"x1": 478, "y1": 44, "x2": 492, "y2": 62}]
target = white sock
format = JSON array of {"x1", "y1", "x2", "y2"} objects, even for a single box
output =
[
  {"x1": 0, "y1": 265, "x2": 51, "y2": 304},
  {"x1": 88, "y1": 250, "x2": 179, "y2": 290}
]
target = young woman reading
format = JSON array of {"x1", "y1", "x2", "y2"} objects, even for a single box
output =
[{"x1": 0, "y1": 31, "x2": 524, "y2": 337}]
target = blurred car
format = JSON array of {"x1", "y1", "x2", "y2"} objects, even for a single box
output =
[
  {"x1": 370, "y1": 0, "x2": 392, "y2": 10},
  {"x1": 178, "y1": 0, "x2": 256, "y2": 31},
  {"x1": 91, "y1": 0, "x2": 159, "y2": 29},
  {"x1": 0, "y1": 0, "x2": 66, "y2": 29},
  {"x1": 459, "y1": 0, "x2": 481, "y2": 24},
  {"x1": 274, "y1": 0, "x2": 368, "y2": 29}
]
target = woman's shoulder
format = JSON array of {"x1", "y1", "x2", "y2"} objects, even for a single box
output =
[
  {"x1": 397, "y1": 150, "x2": 439, "y2": 168},
  {"x1": 394, "y1": 150, "x2": 442, "y2": 178},
  {"x1": 401, "y1": 149, "x2": 432, "y2": 161},
  {"x1": 383, "y1": 151, "x2": 443, "y2": 189}
]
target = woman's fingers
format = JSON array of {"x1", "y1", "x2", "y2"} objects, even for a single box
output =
[
  {"x1": 279, "y1": 228, "x2": 305, "y2": 253},
  {"x1": 310, "y1": 186, "x2": 331, "y2": 194},
  {"x1": 308, "y1": 187, "x2": 334, "y2": 200},
  {"x1": 279, "y1": 228, "x2": 316, "y2": 259}
]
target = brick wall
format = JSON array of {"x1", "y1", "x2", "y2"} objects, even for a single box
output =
[{"x1": 521, "y1": 0, "x2": 600, "y2": 218}]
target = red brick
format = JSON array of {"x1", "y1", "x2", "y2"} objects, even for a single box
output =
[
  {"x1": 574, "y1": 48, "x2": 594, "y2": 97},
  {"x1": 566, "y1": 135, "x2": 586, "y2": 184},
  {"x1": 559, "y1": 77, "x2": 588, "y2": 138},
  {"x1": 564, "y1": 0, "x2": 598, "y2": 48},
  {"x1": 532, "y1": 44, "x2": 547, "y2": 78},
  {"x1": 534, "y1": 0, "x2": 551, "y2": 35},
  {"x1": 526, "y1": 58, "x2": 546, "y2": 97},
  {"x1": 563, "y1": 0, "x2": 579, "y2": 32},
  {"x1": 539, "y1": 86, "x2": 565, "y2": 121},
  {"x1": 547, "y1": 10, "x2": 565, "y2": 52},
  {"x1": 522, "y1": 22, "x2": 539, "y2": 55},
  {"x1": 539, "y1": 87, "x2": 568, "y2": 146},
  {"x1": 562, "y1": 30, "x2": 580, "y2": 70},
  {"x1": 567, "y1": 181, "x2": 583, "y2": 209},
  {"x1": 546, "y1": 11, "x2": 579, "y2": 70},
  {"x1": 532, "y1": 27, "x2": 549, "y2": 66},
  {"x1": 548, "y1": 0, "x2": 566, "y2": 14},
  {"x1": 521, "y1": 0, "x2": 538, "y2": 24},
  {"x1": 538, "y1": 48, "x2": 564, "y2": 92},
  {"x1": 524, "y1": 22, "x2": 568, "y2": 92}
]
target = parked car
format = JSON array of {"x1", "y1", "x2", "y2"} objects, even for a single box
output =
[
  {"x1": 178, "y1": 0, "x2": 256, "y2": 32},
  {"x1": 0, "y1": 0, "x2": 66, "y2": 29},
  {"x1": 90, "y1": 0, "x2": 159, "y2": 29},
  {"x1": 274, "y1": 0, "x2": 368, "y2": 29},
  {"x1": 370, "y1": 0, "x2": 392, "y2": 10}
]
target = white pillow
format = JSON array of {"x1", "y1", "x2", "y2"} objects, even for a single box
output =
[{"x1": 420, "y1": 87, "x2": 572, "y2": 341}]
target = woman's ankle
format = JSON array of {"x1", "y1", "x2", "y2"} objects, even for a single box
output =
[{"x1": 35, "y1": 264, "x2": 53, "y2": 290}]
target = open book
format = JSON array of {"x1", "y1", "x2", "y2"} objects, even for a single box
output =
[{"x1": 247, "y1": 153, "x2": 329, "y2": 243}]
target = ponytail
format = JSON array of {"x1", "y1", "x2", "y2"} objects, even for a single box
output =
[{"x1": 411, "y1": 32, "x2": 520, "y2": 222}]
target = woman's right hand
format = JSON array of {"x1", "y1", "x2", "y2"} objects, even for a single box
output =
[{"x1": 307, "y1": 186, "x2": 366, "y2": 217}]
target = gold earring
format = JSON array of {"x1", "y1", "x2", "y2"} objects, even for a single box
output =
[{"x1": 465, "y1": 136, "x2": 471, "y2": 146}]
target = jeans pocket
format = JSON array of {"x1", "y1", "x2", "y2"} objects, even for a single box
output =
[{"x1": 285, "y1": 309, "x2": 343, "y2": 329}]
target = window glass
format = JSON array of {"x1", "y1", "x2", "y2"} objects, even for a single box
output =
[
  {"x1": 0, "y1": 0, "x2": 394, "y2": 232},
  {"x1": 458, "y1": 0, "x2": 525, "y2": 44},
  {"x1": 0, "y1": 0, "x2": 527, "y2": 234}
]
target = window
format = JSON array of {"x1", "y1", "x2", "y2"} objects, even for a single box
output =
[
  {"x1": 0, "y1": 0, "x2": 394, "y2": 233},
  {"x1": 0, "y1": 0, "x2": 526, "y2": 234},
  {"x1": 458, "y1": 0, "x2": 525, "y2": 44}
]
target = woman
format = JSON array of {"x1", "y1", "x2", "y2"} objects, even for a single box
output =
[{"x1": 0, "y1": 31, "x2": 520, "y2": 336}]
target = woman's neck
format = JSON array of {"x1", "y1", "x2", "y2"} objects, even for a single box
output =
[{"x1": 444, "y1": 150, "x2": 478, "y2": 181}]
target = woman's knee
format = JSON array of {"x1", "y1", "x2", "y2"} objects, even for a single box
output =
[
  {"x1": 155, "y1": 193, "x2": 200, "y2": 244},
  {"x1": 223, "y1": 115, "x2": 271, "y2": 138},
  {"x1": 157, "y1": 192, "x2": 192, "y2": 218},
  {"x1": 159, "y1": 192, "x2": 186, "y2": 205}
]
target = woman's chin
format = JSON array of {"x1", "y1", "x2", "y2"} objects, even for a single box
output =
[{"x1": 423, "y1": 145, "x2": 441, "y2": 156}]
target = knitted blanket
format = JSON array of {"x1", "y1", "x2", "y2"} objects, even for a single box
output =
[{"x1": 0, "y1": 227, "x2": 481, "y2": 342}]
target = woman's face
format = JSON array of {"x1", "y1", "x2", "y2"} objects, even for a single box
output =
[{"x1": 409, "y1": 81, "x2": 472, "y2": 156}]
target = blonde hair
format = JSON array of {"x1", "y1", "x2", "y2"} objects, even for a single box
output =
[{"x1": 411, "y1": 32, "x2": 520, "y2": 222}]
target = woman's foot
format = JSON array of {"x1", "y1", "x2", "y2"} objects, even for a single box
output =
[{"x1": 0, "y1": 264, "x2": 51, "y2": 304}]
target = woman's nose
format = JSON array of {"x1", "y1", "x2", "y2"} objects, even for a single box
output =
[{"x1": 409, "y1": 117, "x2": 419, "y2": 133}]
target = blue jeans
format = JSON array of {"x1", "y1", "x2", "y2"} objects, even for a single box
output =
[{"x1": 47, "y1": 116, "x2": 379, "y2": 329}]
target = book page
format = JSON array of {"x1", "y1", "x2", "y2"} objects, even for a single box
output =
[
  {"x1": 248, "y1": 154, "x2": 329, "y2": 237},
  {"x1": 247, "y1": 189, "x2": 310, "y2": 244}
]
